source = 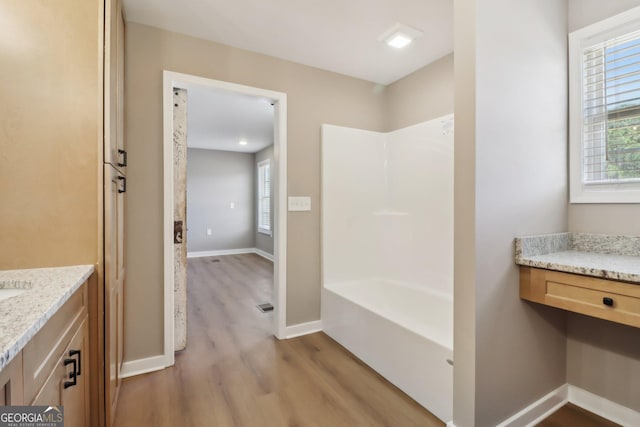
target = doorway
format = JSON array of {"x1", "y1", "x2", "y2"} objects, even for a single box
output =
[{"x1": 162, "y1": 71, "x2": 288, "y2": 367}]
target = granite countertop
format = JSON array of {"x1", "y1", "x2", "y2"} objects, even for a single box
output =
[
  {"x1": 0, "y1": 265, "x2": 94, "y2": 371},
  {"x1": 515, "y1": 232, "x2": 640, "y2": 284}
]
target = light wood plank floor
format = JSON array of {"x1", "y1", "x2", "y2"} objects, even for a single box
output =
[
  {"x1": 114, "y1": 254, "x2": 443, "y2": 427},
  {"x1": 537, "y1": 403, "x2": 621, "y2": 427}
]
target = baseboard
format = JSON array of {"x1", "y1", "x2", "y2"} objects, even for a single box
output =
[
  {"x1": 120, "y1": 355, "x2": 168, "y2": 379},
  {"x1": 496, "y1": 384, "x2": 568, "y2": 427},
  {"x1": 285, "y1": 320, "x2": 322, "y2": 339},
  {"x1": 445, "y1": 422, "x2": 456, "y2": 427},
  {"x1": 569, "y1": 385, "x2": 640, "y2": 426},
  {"x1": 254, "y1": 248, "x2": 274, "y2": 261},
  {"x1": 187, "y1": 248, "x2": 256, "y2": 258}
]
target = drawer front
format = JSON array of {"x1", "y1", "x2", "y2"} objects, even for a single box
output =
[
  {"x1": 23, "y1": 282, "x2": 88, "y2": 403},
  {"x1": 546, "y1": 281, "x2": 640, "y2": 326},
  {"x1": 520, "y1": 267, "x2": 640, "y2": 328},
  {"x1": 32, "y1": 319, "x2": 89, "y2": 427}
]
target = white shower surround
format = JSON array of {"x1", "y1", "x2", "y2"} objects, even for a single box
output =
[{"x1": 321, "y1": 115, "x2": 454, "y2": 422}]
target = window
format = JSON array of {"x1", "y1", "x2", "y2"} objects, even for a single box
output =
[
  {"x1": 570, "y1": 8, "x2": 640, "y2": 203},
  {"x1": 258, "y1": 159, "x2": 271, "y2": 235}
]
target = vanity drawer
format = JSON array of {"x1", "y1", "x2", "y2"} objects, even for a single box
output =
[
  {"x1": 520, "y1": 267, "x2": 640, "y2": 328},
  {"x1": 22, "y1": 282, "x2": 88, "y2": 403}
]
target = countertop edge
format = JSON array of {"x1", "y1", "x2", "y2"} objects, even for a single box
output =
[{"x1": 515, "y1": 257, "x2": 640, "y2": 284}]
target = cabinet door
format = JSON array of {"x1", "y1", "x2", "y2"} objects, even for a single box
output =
[
  {"x1": 105, "y1": 0, "x2": 126, "y2": 171},
  {"x1": 104, "y1": 164, "x2": 125, "y2": 424},
  {"x1": 33, "y1": 320, "x2": 89, "y2": 427},
  {"x1": 0, "y1": 354, "x2": 24, "y2": 405}
]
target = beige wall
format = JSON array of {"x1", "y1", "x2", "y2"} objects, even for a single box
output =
[
  {"x1": 385, "y1": 54, "x2": 454, "y2": 131},
  {"x1": 0, "y1": 0, "x2": 101, "y2": 270},
  {"x1": 566, "y1": 0, "x2": 640, "y2": 412},
  {"x1": 455, "y1": 0, "x2": 569, "y2": 425},
  {"x1": 186, "y1": 149, "x2": 256, "y2": 253},
  {"x1": 124, "y1": 23, "x2": 386, "y2": 360}
]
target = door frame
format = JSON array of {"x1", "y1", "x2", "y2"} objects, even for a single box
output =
[{"x1": 162, "y1": 70, "x2": 288, "y2": 367}]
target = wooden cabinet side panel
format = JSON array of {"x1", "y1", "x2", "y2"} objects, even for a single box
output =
[{"x1": 0, "y1": 353, "x2": 24, "y2": 405}]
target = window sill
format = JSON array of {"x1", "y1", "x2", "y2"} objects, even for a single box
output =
[{"x1": 258, "y1": 228, "x2": 272, "y2": 236}]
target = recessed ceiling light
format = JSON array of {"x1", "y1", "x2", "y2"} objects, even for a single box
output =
[
  {"x1": 379, "y1": 23, "x2": 423, "y2": 49},
  {"x1": 239, "y1": 140, "x2": 248, "y2": 146}
]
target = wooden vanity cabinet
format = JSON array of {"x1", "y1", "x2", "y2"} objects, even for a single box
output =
[
  {"x1": 520, "y1": 267, "x2": 640, "y2": 328},
  {"x1": 32, "y1": 321, "x2": 90, "y2": 427},
  {"x1": 0, "y1": 281, "x2": 90, "y2": 425}
]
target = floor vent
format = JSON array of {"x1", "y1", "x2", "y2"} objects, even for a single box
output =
[
  {"x1": 257, "y1": 303, "x2": 274, "y2": 313},
  {"x1": 210, "y1": 259, "x2": 221, "y2": 263}
]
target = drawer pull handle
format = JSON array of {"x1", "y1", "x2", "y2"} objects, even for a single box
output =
[
  {"x1": 118, "y1": 149, "x2": 127, "y2": 167},
  {"x1": 63, "y1": 358, "x2": 77, "y2": 389},
  {"x1": 117, "y1": 176, "x2": 126, "y2": 194},
  {"x1": 603, "y1": 297, "x2": 614, "y2": 307},
  {"x1": 69, "y1": 349, "x2": 81, "y2": 376}
]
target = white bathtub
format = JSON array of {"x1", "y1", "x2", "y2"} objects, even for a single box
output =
[{"x1": 322, "y1": 279, "x2": 453, "y2": 422}]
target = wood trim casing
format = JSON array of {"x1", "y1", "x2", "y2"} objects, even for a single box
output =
[{"x1": 519, "y1": 267, "x2": 640, "y2": 328}]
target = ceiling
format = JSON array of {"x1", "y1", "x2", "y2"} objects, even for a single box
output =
[
  {"x1": 122, "y1": 0, "x2": 453, "y2": 85},
  {"x1": 185, "y1": 84, "x2": 274, "y2": 153}
]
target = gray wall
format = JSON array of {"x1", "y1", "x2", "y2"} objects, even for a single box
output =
[
  {"x1": 255, "y1": 145, "x2": 275, "y2": 255},
  {"x1": 566, "y1": 0, "x2": 640, "y2": 412},
  {"x1": 454, "y1": 0, "x2": 569, "y2": 425},
  {"x1": 385, "y1": 53, "x2": 454, "y2": 132},
  {"x1": 186, "y1": 148, "x2": 255, "y2": 253},
  {"x1": 124, "y1": 22, "x2": 386, "y2": 360}
]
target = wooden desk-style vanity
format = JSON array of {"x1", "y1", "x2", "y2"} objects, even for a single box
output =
[{"x1": 515, "y1": 232, "x2": 640, "y2": 328}]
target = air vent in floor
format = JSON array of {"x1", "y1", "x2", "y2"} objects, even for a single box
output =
[{"x1": 257, "y1": 303, "x2": 274, "y2": 313}]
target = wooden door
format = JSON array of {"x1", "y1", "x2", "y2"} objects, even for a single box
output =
[
  {"x1": 104, "y1": 165, "x2": 125, "y2": 424},
  {"x1": 105, "y1": 0, "x2": 126, "y2": 171}
]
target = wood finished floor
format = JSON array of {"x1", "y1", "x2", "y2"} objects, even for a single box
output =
[
  {"x1": 114, "y1": 254, "x2": 443, "y2": 427},
  {"x1": 537, "y1": 403, "x2": 621, "y2": 427}
]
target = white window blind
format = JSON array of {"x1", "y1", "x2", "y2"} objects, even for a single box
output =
[
  {"x1": 570, "y1": 8, "x2": 640, "y2": 203},
  {"x1": 582, "y1": 29, "x2": 640, "y2": 184},
  {"x1": 258, "y1": 160, "x2": 271, "y2": 233}
]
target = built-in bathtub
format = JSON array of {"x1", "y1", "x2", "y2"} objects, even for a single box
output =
[{"x1": 322, "y1": 279, "x2": 453, "y2": 422}]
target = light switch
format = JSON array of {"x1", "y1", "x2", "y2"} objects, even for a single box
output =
[
  {"x1": 206, "y1": 228, "x2": 212, "y2": 236},
  {"x1": 288, "y1": 196, "x2": 311, "y2": 211},
  {"x1": 230, "y1": 202, "x2": 235, "y2": 209}
]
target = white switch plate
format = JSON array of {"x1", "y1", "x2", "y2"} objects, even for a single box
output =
[
  {"x1": 229, "y1": 202, "x2": 235, "y2": 209},
  {"x1": 206, "y1": 228, "x2": 212, "y2": 236},
  {"x1": 288, "y1": 196, "x2": 311, "y2": 211}
]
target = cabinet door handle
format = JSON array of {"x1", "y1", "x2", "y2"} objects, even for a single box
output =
[
  {"x1": 117, "y1": 176, "x2": 126, "y2": 194},
  {"x1": 117, "y1": 149, "x2": 127, "y2": 167},
  {"x1": 69, "y1": 349, "x2": 81, "y2": 376},
  {"x1": 603, "y1": 297, "x2": 614, "y2": 307},
  {"x1": 63, "y1": 358, "x2": 77, "y2": 389}
]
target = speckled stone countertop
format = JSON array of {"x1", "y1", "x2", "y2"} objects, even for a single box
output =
[
  {"x1": 515, "y1": 233, "x2": 640, "y2": 283},
  {"x1": 0, "y1": 265, "x2": 94, "y2": 371}
]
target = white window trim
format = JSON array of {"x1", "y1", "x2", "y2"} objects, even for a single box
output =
[
  {"x1": 257, "y1": 159, "x2": 272, "y2": 235},
  {"x1": 569, "y1": 6, "x2": 640, "y2": 203}
]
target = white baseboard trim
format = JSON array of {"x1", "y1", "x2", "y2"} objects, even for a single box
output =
[
  {"x1": 285, "y1": 320, "x2": 322, "y2": 339},
  {"x1": 120, "y1": 355, "x2": 168, "y2": 379},
  {"x1": 497, "y1": 384, "x2": 568, "y2": 427},
  {"x1": 445, "y1": 422, "x2": 456, "y2": 427},
  {"x1": 187, "y1": 247, "x2": 275, "y2": 260},
  {"x1": 569, "y1": 385, "x2": 640, "y2": 427},
  {"x1": 254, "y1": 248, "x2": 274, "y2": 261}
]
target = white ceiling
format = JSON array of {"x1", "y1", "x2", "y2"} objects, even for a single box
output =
[
  {"x1": 123, "y1": 0, "x2": 453, "y2": 85},
  {"x1": 185, "y1": 84, "x2": 274, "y2": 153}
]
